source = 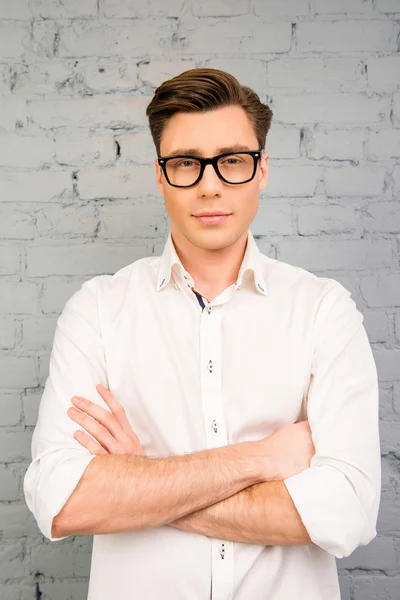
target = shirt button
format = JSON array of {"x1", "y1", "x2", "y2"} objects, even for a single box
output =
[
  {"x1": 211, "y1": 420, "x2": 218, "y2": 433},
  {"x1": 220, "y1": 543, "x2": 225, "y2": 559},
  {"x1": 207, "y1": 306, "x2": 211, "y2": 314}
]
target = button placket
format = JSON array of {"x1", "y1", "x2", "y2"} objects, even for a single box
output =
[{"x1": 199, "y1": 304, "x2": 233, "y2": 600}]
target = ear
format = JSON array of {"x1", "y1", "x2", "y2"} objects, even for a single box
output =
[
  {"x1": 258, "y1": 151, "x2": 269, "y2": 192},
  {"x1": 155, "y1": 158, "x2": 164, "y2": 196}
]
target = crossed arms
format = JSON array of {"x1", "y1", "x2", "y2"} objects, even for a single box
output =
[{"x1": 23, "y1": 279, "x2": 381, "y2": 559}]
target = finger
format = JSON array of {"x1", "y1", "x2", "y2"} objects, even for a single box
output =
[
  {"x1": 71, "y1": 395, "x2": 127, "y2": 444},
  {"x1": 74, "y1": 430, "x2": 108, "y2": 456},
  {"x1": 68, "y1": 407, "x2": 123, "y2": 454},
  {"x1": 96, "y1": 385, "x2": 142, "y2": 443}
]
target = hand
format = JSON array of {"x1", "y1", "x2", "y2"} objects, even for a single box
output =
[
  {"x1": 67, "y1": 384, "x2": 145, "y2": 456},
  {"x1": 258, "y1": 420, "x2": 315, "y2": 481}
]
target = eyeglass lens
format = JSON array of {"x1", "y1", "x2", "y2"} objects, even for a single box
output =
[{"x1": 165, "y1": 153, "x2": 256, "y2": 187}]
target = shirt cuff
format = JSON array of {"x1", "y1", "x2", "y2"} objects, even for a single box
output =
[
  {"x1": 24, "y1": 451, "x2": 97, "y2": 542},
  {"x1": 283, "y1": 464, "x2": 376, "y2": 559}
]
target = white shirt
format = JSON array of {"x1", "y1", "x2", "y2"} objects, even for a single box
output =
[{"x1": 24, "y1": 228, "x2": 381, "y2": 600}]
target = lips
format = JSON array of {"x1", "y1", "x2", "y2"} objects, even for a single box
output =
[{"x1": 194, "y1": 214, "x2": 231, "y2": 224}]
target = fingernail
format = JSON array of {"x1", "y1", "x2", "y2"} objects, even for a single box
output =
[{"x1": 73, "y1": 396, "x2": 82, "y2": 404}]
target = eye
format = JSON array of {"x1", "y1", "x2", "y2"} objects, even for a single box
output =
[
  {"x1": 175, "y1": 159, "x2": 198, "y2": 168},
  {"x1": 220, "y1": 155, "x2": 245, "y2": 165}
]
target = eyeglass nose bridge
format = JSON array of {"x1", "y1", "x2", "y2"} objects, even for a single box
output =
[{"x1": 198, "y1": 156, "x2": 225, "y2": 183}]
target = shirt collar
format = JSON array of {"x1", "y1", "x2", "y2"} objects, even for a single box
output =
[{"x1": 156, "y1": 229, "x2": 268, "y2": 296}]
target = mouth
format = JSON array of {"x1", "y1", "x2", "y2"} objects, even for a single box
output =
[{"x1": 193, "y1": 214, "x2": 232, "y2": 225}]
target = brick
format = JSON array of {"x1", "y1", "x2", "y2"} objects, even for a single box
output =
[
  {"x1": 100, "y1": 0, "x2": 150, "y2": 18},
  {"x1": 376, "y1": 0, "x2": 400, "y2": 12},
  {"x1": 273, "y1": 93, "x2": 390, "y2": 124},
  {"x1": 36, "y1": 204, "x2": 98, "y2": 238},
  {"x1": 0, "y1": 541, "x2": 28, "y2": 578},
  {"x1": 41, "y1": 280, "x2": 83, "y2": 314},
  {"x1": 139, "y1": 59, "x2": 196, "y2": 88},
  {"x1": 184, "y1": 21, "x2": 292, "y2": 55},
  {"x1": 338, "y1": 536, "x2": 397, "y2": 571},
  {"x1": 368, "y1": 56, "x2": 400, "y2": 91},
  {"x1": 379, "y1": 386, "x2": 394, "y2": 419},
  {"x1": 0, "y1": 282, "x2": 38, "y2": 315},
  {"x1": 27, "y1": 243, "x2": 148, "y2": 276},
  {"x1": 79, "y1": 58, "x2": 138, "y2": 93},
  {"x1": 0, "y1": 467, "x2": 19, "y2": 501},
  {"x1": 0, "y1": 504, "x2": 39, "y2": 538},
  {"x1": 325, "y1": 167, "x2": 385, "y2": 197},
  {"x1": 0, "y1": 132, "x2": 55, "y2": 168},
  {"x1": 297, "y1": 204, "x2": 358, "y2": 235},
  {"x1": 360, "y1": 274, "x2": 400, "y2": 307},
  {"x1": 0, "y1": 25, "x2": 26, "y2": 58},
  {"x1": 55, "y1": 133, "x2": 116, "y2": 167},
  {"x1": 252, "y1": 201, "x2": 294, "y2": 236},
  {"x1": 193, "y1": 0, "x2": 249, "y2": 17},
  {"x1": 278, "y1": 239, "x2": 391, "y2": 272},
  {"x1": 23, "y1": 317, "x2": 58, "y2": 351},
  {"x1": 28, "y1": 96, "x2": 149, "y2": 129},
  {"x1": 362, "y1": 201, "x2": 400, "y2": 233},
  {"x1": 314, "y1": 0, "x2": 374, "y2": 13},
  {"x1": 380, "y1": 421, "x2": 400, "y2": 454},
  {"x1": 22, "y1": 391, "x2": 41, "y2": 427},
  {"x1": 0, "y1": 584, "x2": 19, "y2": 600},
  {"x1": 396, "y1": 315, "x2": 400, "y2": 345},
  {"x1": 368, "y1": 130, "x2": 400, "y2": 159},
  {"x1": 0, "y1": 394, "x2": 21, "y2": 426},
  {"x1": 33, "y1": 582, "x2": 90, "y2": 600},
  {"x1": 264, "y1": 164, "x2": 320, "y2": 197},
  {"x1": 298, "y1": 20, "x2": 400, "y2": 52},
  {"x1": 392, "y1": 165, "x2": 400, "y2": 193},
  {"x1": 266, "y1": 125, "x2": 300, "y2": 159},
  {"x1": 0, "y1": 317, "x2": 16, "y2": 349},
  {"x1": 0, "y1": 356, "x2": 37, "y2": 389},
  {"x1": 354, "y1": 577, "x2": 400, "y2": 600},
  {"x1": 29, "y1": 0, "x2": 98, "y2": 18},
  {"x1": 381, "y1": 454, "x2": 399, "y2": 495},
  {"x1": 253, "y1": 0, "x2": 309, "y2": 18},
  {"x1": 0, "y1": 0, "x2": 30, "y2": 18},
  {"x1": 373, "y1": 348, "x2": 400, "y2": 382},
  {"x1": 0, "y1": 205, "x2": 34, "y2": 239},
  {"x1": 0, "y1": 246, "x2": 20, "y2": 275},
  {"x1": 338, "y1": 575, "x2": 351, "y2": 600},
  {"x1": 78, "y1": 166, "x2": 157, "y2": 199},
  {"x1": 115, "y1": 131, "x2": 157, "y2": 165},
  {"x1": 362, "y1": 311, "x2": 389, "y2": 343},
  {"x1": 30, "y1": 541, "x2": 75, "y2": 577},
  {"x1": 0, "y1": 430, "x2": 32, "y2": 462},
  {"x1": 0, "y1": 98, "x2": 27, "y2": 131},
  {"x1": 98, "y1": 200, "x2": 167, "y2": 239},
  {"x1": 58, "y1": 19, "x2": 175, "y2": 58},
  {"x1": 394, "y1": 382, "x2": 400, "y2": 414},
  {"x1": 307, "y1": 129, "x2": 365, "y2": 160},
  {"x1": 268, "y1": 58, "x2": 366, "y2": 91},
  {"x1": 148, "y1": 0, "x2": 186, "y2": 16},
  {"x1": 0, "y1": 170, "x2": 72, "y2": 203}
]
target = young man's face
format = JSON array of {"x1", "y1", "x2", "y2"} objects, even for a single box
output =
[{"x1": 155, "y1": 104, "x2": 269, "y2": 252}]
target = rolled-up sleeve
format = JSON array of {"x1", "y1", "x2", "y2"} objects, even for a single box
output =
[
  {"x1": 283, "y1": 281, "x2": 381, "y2": 559},
  {"x1": 23, "y1": 277, "x2": 108, "y2": 542}
]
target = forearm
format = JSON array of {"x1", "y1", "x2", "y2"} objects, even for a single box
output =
[
  {"x1": 51, "y1": 442, "x2": 264, "y2": 539},
  {"x1": 171, "y1": 480, "x2": 312, "y2": 546}
]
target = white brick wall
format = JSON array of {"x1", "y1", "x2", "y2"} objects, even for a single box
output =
[{"x1": 0, "y1": 0, "x2": 399, "y2": 598}]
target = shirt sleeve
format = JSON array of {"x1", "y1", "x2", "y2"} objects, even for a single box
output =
[
  {"x1": 23, "y1": 277, "x2": 109, "y2": 542},
  {"x1": 283, "y1": 280, "x2": 381, "y2": 559}
]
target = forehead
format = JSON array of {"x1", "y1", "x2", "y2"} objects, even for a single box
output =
[{"x1": 159, "y1": 104, "x2": 258, "y2": 156}]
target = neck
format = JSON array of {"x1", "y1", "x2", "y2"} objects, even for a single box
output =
[{"x1": 170, "y1": 226, "x2": 249, "y2": 300}]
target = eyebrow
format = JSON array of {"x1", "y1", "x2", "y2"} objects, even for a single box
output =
[{"x1": 164, "y1": 144, "x2": 255, "y2": 157}]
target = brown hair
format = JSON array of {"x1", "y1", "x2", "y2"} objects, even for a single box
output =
[{"x1": 146, "y1": 67, "x2": 273, "y2": 156}]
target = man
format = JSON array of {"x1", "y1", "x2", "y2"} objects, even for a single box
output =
[{"x1": 24, "y1": 68, "x2": 381, "y2": 600}]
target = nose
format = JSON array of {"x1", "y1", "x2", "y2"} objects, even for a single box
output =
[{"x1": 197, "y1": 163, "x2": 223, "y2": 197}]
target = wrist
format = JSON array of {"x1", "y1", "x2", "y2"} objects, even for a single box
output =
[{"x1": 246, "y1": 440, "x2": 279, "y2": 482}]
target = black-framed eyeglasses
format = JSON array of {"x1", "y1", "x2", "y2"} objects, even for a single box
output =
[{"x1": 157, "y1": 150, "x2": 263, "y2": 188}]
